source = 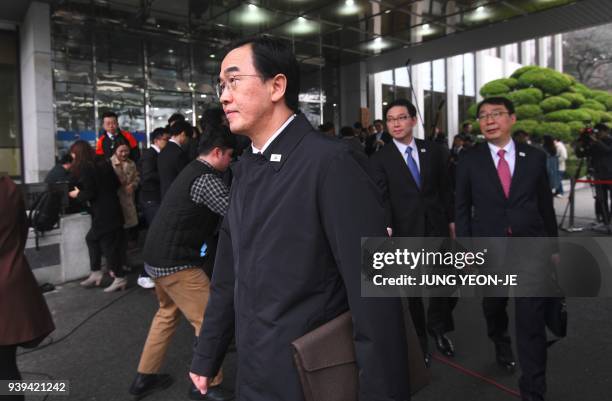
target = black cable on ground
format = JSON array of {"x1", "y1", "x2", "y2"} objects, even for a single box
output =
[{"x1": 18, "y1": 287, "x2": 138, "y2": 357}]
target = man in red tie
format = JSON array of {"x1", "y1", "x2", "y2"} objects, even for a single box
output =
[{"x1": 455, "y1": 97, "x2": 558, "y2": 401}]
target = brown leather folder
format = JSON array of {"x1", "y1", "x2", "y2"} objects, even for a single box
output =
[{"x1": 291, "y1": 310, "x2": 430, "y2": 401}]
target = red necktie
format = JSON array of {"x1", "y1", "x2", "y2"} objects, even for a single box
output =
[{"x1": 497, "y1": 149, "x2": 511, "y2": 198}]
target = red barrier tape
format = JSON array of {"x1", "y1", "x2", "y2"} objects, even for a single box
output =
[
  {"x1": 576, "y1": 179, "x2": 612, "y2": 185},
  {"x1": 432, "y1": 353, "x2": 522, "y2": 398}
]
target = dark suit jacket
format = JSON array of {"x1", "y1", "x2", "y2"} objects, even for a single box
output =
[
  {"x1": 365, "y1": 131, "x2": 391, "y2": 156},
  {"x1": 455, "y1": 142, "x2": 557, "y2": 237},
  {"x1": 158, "y1": 140, "x2": 188, "y2": 199},
  {"x1": 369, "y1": 138, "x2": 453, "y2": 236},
  {"x1": 191, "y1": 114, "x2": 411, "y2": 401},
  {"x1": 139, "y1": 147, "x2": 161, "y2": 203}
]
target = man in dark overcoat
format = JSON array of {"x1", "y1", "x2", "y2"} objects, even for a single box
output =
[{"x1": 189, "y1": 37, "x2": 411, "y2": 401}]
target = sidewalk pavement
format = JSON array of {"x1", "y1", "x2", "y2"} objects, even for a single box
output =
[{"x1": 18, "y1": 183, "x2": 612, "y2": 401}]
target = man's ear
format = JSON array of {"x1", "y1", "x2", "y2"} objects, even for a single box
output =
[{"x1": 270, "y1": 74, "x2": 288, "y2": 103}]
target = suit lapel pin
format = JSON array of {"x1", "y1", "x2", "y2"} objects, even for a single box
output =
[
  {"x1": 519, "y1": 152, "x2": 526, "y2": 157},
  {"x1": 271, "y1": 154, "x2": 282, "y2": 162}
]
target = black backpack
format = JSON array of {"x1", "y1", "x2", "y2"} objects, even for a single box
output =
[{"x1": 28, "y1": 189, "x2": 63, "y2": 249}]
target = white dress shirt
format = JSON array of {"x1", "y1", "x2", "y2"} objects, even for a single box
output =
[
  {"x1": 488, "y1": 139, "x2": 516, "y2": 176},
  {"x1": 392, "y1": 137, "x2": 421, "y2": 172},
  {"x1": 252, "y1": 114, "x2": 297, "y2": 154}
]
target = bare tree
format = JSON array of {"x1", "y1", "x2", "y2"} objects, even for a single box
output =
[{"x1": 563, "y1": 23, "x2": 612, "y2": 90}]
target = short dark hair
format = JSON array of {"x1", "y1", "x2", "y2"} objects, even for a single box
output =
[
  {"x1": 384, "y1": 98, "x2": 417, "y2": 119},
  {"x1": 101, "y1": 111, "x2": 118, "y2": 121},
  {"x1": 169, "y1": 120, "x2": 193, "y2": 138},
  {"x1": 168, "y1": 113, "x2": 186, "y2": 125},
  {"x1": 373, "y1": 119, "x2": 383, "y2": 125},
  {"x1": 226, "y1": 36, "x2": 300, "y2": 114},
  {"x1": 198, "y1": 126, "x2": 237, "y2": 156},
  {"x1": 340, "y1": 126, "x2": 355, "y2": 138},
  {"x1": 462, "y1": 121, "x2": 472, "y2": 130},
  {"x1": 149, "y1": 127, "x2": 167, "y2": 144},
  {"x1": 476, "y1": 97, "x2": 515, "y2": 116},
  {"x1": 594, "y1": 123, "x2": 610, "y2": 133},
  {"x1": 200, "y1": 107, "x2": 226, "y2": 132}
]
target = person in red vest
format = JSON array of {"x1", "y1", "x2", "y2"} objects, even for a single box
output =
[{"x1": 96, "y1": 111, "x2": 140, "y2": 162}]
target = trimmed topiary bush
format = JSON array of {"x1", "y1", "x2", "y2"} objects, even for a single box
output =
[
  {"x1": 511, "y1": 119, "x2": 540, "y2": 135},
  {"x1": 517, "y1": 67, "x2": 572, "y2": 95},
  {"x1": 515, "y1": 104, "x2": 543, "y2": 120},
  {"x1": 545, "y1": 109, "x2": 593, "y2": 123},
  {"x1": 511, "y1": 65, "x2": 540, "y2": 79},
  {"x1": 480, "y1": 81, "x2": 511, "y2": 97},
  {"x1": 535, "y1": 122, "x2": 572, "y2": 142},
  {"x1": 593, "y1": 93, "x2": 612, "y2": 111},
  {"x1": 602, "y1": 112, "x2": 612, "y2": 123},
  {"x1": 560, "y1": 92, "x2": 586, "y2": 107},
  {"x1": 581, "y1": 109, "x2": 603, "y2": 124},
  {"x1": 571, "y1": 83, "x2": 595, "y2": 99},
  {"x1": 507, "y1": 88, "x2": 544, "y2": 106},
  {"x1": 568, "y1": 121, "x2": 586, "y2": 136},
  {"x1": 581, "y1": 99, "x2": 607, "y2": 112},
  {"x1": 468, "y1": 103, "x2": 478, "y2": 119},
  {"x1": 540, "y1": 96, "x2": 572, "y2": 113}
]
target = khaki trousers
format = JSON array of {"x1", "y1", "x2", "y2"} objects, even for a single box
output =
[{"x1": 137, "y1": 267, "x2": 223, "y2": 386}]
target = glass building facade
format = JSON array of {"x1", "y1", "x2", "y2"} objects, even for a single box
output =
[{"x1": 0, "y1": 30, "x2": 22, "y2": 178}]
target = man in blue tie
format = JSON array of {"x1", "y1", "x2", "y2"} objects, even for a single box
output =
[{"x1": 368, "y1": 98, "x2": 456, "y2": 365}]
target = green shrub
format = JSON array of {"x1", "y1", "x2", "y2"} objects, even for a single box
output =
[
  {"x1": 535, "y1": 122, "x2": 572, "y2": 142},
  {"x1": 480, "y1": 81, "x2": 511, "y2": 97},
  {"x1": 568, "y1": 121, "x2": 586, "y2": 136},
  {"x1": 581, "y1": 109, "x2": 603, "y2": 124},
  {"x1": 563, "y1": 73, "x2": 577, "y2": 85},
  {"x1": 511, "y1": 119, "x2": 539, "y2": 135},
  {"x1": 602, "y1": 112, "x2": 612, "y2": 123},
  {"x1": 560, "y1": 92, "x2": 586, "y2": 107},
  {"x1": 472, "y1": 120, "x2": 480, "y2": 135},
  {"x1": 545, "y1": 109, "x2": 593, "y2": 123},
  {"x1": 517, "y1": 67, "x2": 572, "y2": 95},
  {"x1": 581, "y1": 99, "x2": 607, "y2": 112},
  {"x1": 507, "y1": 88, "x2": 544, "y2": 106},
  {"x1": 593, "y1": 93, "x2": 612, "y2": 110},
  {"x1": 515, "y1": 104, "x2": 543, "y2": 120},
  {"x1": 540, "y1": 96, "x2": 572, "y2": 113},
  {"x1": 468, "y1": 103, "x2": 478, "y2": 119},
  {"x1": 571, "y1": 83, "x2": 594, "y2": 99},
  {"x1": 511, "y1": 65, "x2": 539, "y2": 79}
]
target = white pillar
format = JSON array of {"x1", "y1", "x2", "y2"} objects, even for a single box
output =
[
  {"x1": 475, "y1": 50, "x2": 487, "y2": 102},
  {"x1": 537, "y1": 37, "x2": 548, "y2": 67},
  {"x1": 554, "y1": 34, "x2": 563, "y2": 72},
  {"x1": 20, "y1": 2, "x2": 54, "y2": 183},
  {"x1": 412, "y1": 64, "x2": 425, "y2": 140},
  {"x1": 446, "y1": 57, "x2": 459, "y2": 145}
]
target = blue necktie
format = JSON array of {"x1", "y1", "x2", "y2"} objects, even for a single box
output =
[{"x1": 405, "y1": 146, "x2": 421, "y2": 189}]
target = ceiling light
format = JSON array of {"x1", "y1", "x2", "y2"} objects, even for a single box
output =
[
  {"x1": 339, "y1": 0, "x2": 359, "y2": 15},
  {"x1": 168, "y1": 49, "x2": 174, "y2": 54},
  {"x1": 209, "y1": 54, "x2": 215, "y2": 58},
  {"x1": 185, "y1": 109, "x2": 193, "y2": 114},
  {"x1": 333, "y1": 103, "x2": 337, "y2": 107},
  {"x1": 469, "y1": 5, "x2": 489, "y2": 21},
  {"x1": 423, "y1": 23, "x2": 430, "y2": 30},
  {"x1": 239, "y1": 3, "x2": 268, "y2": 24},
  {"x1": 476, "y1": 6, "x2": 485, "y2": 13},
  {"x1": 385, "y1": 9, "x2": 391, "y2": 14},
  {"x1": 248, "y1": 4, "x2": 257, "y2": 11},
  {"x1": 383, "y1": 102, "x2": 388, "y2": 106},
  {"x1": 198, "y1": 115, "x2": 202, "y2": 119},
  {"x1": 367, "y1": 37, "x2": 389, "y2": 51},
  {"x1": 288, "y1": 16, "x2": 318, "y2": 35},
  {"x1": 200, "y1": 94, "x2": 207, "y2": 98}
]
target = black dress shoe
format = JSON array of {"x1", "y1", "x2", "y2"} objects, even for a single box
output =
[
  {"x1": 430, "y1": 331, "x2": 455, "y2": 357},
  {"x1": 189, "y1": 384, "x2": 234, "y2": 401},
  {"x1": 495, "y1": 342, "x2": 516, "y2": 372},
  {"x1": 129, "y1": 373, "x2": 173, "y2": 400}
]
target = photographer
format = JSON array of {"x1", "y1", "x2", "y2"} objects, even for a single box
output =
[{"x1": 576, "y1": 124, "x2": 612, "y2": 224}]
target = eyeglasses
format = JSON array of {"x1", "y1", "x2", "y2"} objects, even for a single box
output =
[
  {"x1": 215, "y1": 74, "x2": 262, "y2": 98},
  {"x1": 477, "y1": 111, "x2": 509, "y2": 121},
  {"x1": 386, "y1": 115, "x2": 411, "y2": 124}
]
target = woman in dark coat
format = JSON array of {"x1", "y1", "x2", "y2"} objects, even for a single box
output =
[
  {"x1": 68, "y1": 140, "x2": 127, "y2": 292},
  {"x1": 0, "y1": 176, "x2": 55, "y2": 388}
]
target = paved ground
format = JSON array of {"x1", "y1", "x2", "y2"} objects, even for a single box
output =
[{"x1": 18, "y1": 183, "x2": 612, "y2": 401}]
